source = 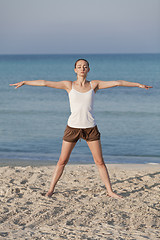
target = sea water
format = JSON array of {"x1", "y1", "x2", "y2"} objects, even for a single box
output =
[{"x1": 0, "y1": 54, "x2": 160, "y2": 164}]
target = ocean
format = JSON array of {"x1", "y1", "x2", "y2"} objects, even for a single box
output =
[{"x1": 1, "y1": 54, "x2": 160, "y2": 165}]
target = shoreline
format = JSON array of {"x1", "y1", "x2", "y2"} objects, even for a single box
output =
[{"x1": 0, "y1": 157, "x2": 160, "y2": 167}]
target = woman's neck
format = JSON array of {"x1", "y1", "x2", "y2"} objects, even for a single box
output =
[{"x1": 76, "y1": 77, "x2": 87, "y2": 86}]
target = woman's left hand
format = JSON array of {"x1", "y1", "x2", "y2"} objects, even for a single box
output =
[{"x1": 139, "y1": 84, "x2": 153, "y2": 90}]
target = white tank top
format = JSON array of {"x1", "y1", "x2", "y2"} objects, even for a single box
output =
[{"x1": 67, "y1": 81, "x2": 96, "y2": 128}]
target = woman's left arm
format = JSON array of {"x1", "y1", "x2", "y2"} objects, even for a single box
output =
[
  {"x1": 93, "y1": 80, "x2": 152, "y2": 90},
  {"x1": 117, "y1": 80, "x2": 152, "y2": 89}
]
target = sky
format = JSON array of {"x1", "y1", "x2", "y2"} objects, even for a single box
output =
[{"x1": 0, "y1": 0, "x2": 160, "y2": 54}]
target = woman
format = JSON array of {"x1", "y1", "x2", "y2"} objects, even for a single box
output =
[{"x1": 10, "y1": 59, "x2": 152, "y2": 199}]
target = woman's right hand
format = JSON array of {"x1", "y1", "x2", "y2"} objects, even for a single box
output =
[{"x1": 10, "y1": 81, "x2": 25, "y2": 89}]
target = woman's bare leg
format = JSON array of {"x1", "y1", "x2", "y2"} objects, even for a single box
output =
[
  {"x1": 46, "y1": 140, "x2": 76, "y2": 197},
  {"x1": 87, "y1": 140, "x2": 122, "y2": 199}
]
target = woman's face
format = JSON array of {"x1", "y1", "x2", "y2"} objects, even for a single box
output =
[{"x1": 74, "y1": 60, "x2": 90, "y2": 77}]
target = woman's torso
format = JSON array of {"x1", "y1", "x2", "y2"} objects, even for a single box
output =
[{"x1": 67, "y1": 81, "x2": 96, "y2": 128}]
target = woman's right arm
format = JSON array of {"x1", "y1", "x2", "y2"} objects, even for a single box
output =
[{"x1": 10, "y1": 80, "x2": 72, "y2": 91}]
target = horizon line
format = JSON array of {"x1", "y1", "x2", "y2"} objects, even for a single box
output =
[{"x1": 0, "y1": 52, "x2": 160, "y2": 56}]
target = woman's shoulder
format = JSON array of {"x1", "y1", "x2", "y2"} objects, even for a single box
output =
[
  {"x1": 90, "y1": 80, "x2": 99, "y2": 85},
  {"x1": 63, "y1": 80, "x2": 72, "y2": 85},
  {"x1": 62, "y1": 81, "x2": 72, "y2": 93},
  {"x1": 90, "y1": 80, "x2": 99, "y2": 91}
]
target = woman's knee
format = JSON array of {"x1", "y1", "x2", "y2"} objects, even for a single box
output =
[
  {"x1": 57, "y1": 156, "x2": 69, "y2": 166},
  {"x1": 94, "y1": 157, "x2": 105, "y2": 166}
]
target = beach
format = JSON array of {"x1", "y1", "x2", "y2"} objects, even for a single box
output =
[{"x1": 0, "y1": 163, "x2": 159, "y2": 239}]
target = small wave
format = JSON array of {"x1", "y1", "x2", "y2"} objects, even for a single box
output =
[{"x1": 147, "y1": 163, "x2": 160, "y2": 165}]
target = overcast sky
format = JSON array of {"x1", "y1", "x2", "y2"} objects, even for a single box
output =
[{"x1": 0, "y1": 0, "x2": 160, "y2": 54}]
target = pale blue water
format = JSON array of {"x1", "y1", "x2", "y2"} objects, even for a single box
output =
[{"x1": 1, "y1": 54, "x2": 160, "y2": 165}]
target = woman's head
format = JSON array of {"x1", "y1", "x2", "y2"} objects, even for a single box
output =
[
  {"x1": 74, "y1": 59, "x2": 90, "y2": 77},
  {"x1": 74, "y1": 59, "x2": 89, "y2": 69}
]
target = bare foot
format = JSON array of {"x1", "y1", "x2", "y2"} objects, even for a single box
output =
[
  {"x1": 108, "y1": 191, "x2": 123, "y2": 199},
  {"x1": 45, "y1": 190, "x2": 54, "y2": 197}
]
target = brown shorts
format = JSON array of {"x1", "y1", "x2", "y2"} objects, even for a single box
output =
[{"x1": 63, "y1": 125, "x2": 101, "y2": 143}]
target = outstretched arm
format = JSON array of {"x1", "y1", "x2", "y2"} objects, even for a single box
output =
[
  {"x1": 116, "y1": 80, "x2": 152, "y2": 89},
  {"x1": 92, "y1": 80, "x2": 152, "y2": 91},
  {"x1": 10, "y1": 80, "x2": 72, "y2": 92}
]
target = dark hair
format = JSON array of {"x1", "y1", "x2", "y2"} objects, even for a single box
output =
[{"x1": 74, "y1": 59, "x2": 89, "y2": 68}]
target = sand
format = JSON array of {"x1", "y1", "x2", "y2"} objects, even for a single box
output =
[{"x1": 0, "y1": 163, "x2": 160, "y2": 240}]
